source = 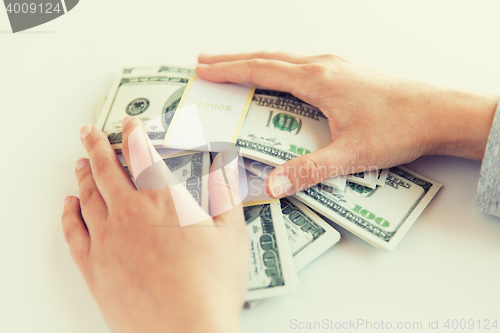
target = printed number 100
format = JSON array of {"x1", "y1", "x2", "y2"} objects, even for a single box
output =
[{"x1": 197, "y1": 103, "x2": 232, "y2": 111}]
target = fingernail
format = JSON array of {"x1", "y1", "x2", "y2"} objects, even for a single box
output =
[
  {"x1": 80, "y1": 125, "x2": 92, "y2": 139},
  {"x1": 76, "y1": 158, "x2": 89, "y2": 170},
  {"x1": 122, "y1": 116, "x2": 133, "y2": 126},
  {"x1": 199, "y1": 53, "x2": 209, "y2": 58},
  {"x1": 196, "y1": 64, "x2": 209, "y2": 70},
  {"x1": 64, "y1": 196, "x2": 72, "y2": 206},
  {"x1": 268, "y1": 175, "x2": 293, "y2": 198}
]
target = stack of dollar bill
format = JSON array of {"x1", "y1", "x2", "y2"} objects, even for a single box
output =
[{"x1": 96, "y1": 65, "x2": 442, "y2": 306}]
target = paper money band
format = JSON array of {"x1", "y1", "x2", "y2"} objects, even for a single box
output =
[
  {"x1": 163, "y1": 77, "x2": 255, "y2": 151},
  {"x1": 242, "y1": 199, "x2": 279, "y2": 207}
]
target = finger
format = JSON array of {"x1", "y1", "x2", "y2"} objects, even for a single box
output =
[
  {"x1": 163, "y1": 154, "x2": 213, "y2": 227},
  {"x1": 169, "y1": 180, "x2": 214, "y2": 227},
  {"x1": 75, "y1": 158, "x2": 107, "y2": 234},
  {"x1": 61, "y1": 196, "x2": 90, "y2": 269},
  {"x1": 209, "y1": 149, "x2": 245, "y2": 230},
  {"x1": 121, "y1": 117, "x2": 212, "y2": 227},
  {"x1": 198, "y1": 51, "x2": 311, "y2": 65},
  {"x1": 265, "y1": 140, "x2": 363, "y2": 198},
  {"x1": 121, "y1": 116, "x2": 169, "y2": 189},
  {"x1": 196, "y1": 59, "x2": 309, "y2": 98},
  {"x1": 80, "y1": 125, "x2": 136, "y2": 201}
]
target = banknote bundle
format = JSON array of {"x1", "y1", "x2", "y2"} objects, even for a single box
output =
[
  {"x1": 97, "y1": 65, "x2": 384, "y2": 190},
  {"x1": 96, "y1": 65, "x2": 441, "y2": 305}
]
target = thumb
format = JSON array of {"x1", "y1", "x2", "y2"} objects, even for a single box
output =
[{"x1": 266, "y1": 141, "x2": 356, "y2": 198}]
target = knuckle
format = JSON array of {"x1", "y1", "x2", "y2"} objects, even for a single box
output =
[
  {"x1": 287, "y1": 155, "x2": 325, "y2": 188},
  {"x1": 90, "y1": 153, "x2": 115, "y2": 176},
  {"x1": 119, "y1": 200, "x2": 139, "y2": 216},
  {"x1": 247, "y1": 58, "x2": 266, "y2": 72},
  {"x1": 247, "y1": 59, "x2": 268, "y2": 83},
  {"x1": 301, "y1": 63, "x2": 329, "y2": 78},
  {"x1": 142, "y1": 189, "x2": 166, "y2": 207},
  {"x1": 317, "y1": 53, "x2": 349, "y2": 65},
  {"x1": 303, "y1": 81, "x2": 324, "y2": 104},
  {"x1": 272, "y1": 51, "x2": 287, "y2": 59},
  {"x1": 255, "y1": 51, "x2": 287, "y2": 61},
  {"x1": 84, "y1": 130, "x2": 106, "y2": 152},
  {"x1": 317, "y1": 53, "x2": 337, "y2": 60},
  {"x1": 253, "y1": 51, "x2": 269, "y2": 59},
  {"x1": 113, "y1": 194, "x2": 143, "y2": 221},
  {"x1": 115, "y1": 207, "x2": 137, "y2": 228},
  {"x1": 302, "y1": 156, "x2": 325, "y2": 185},
  {"x1": 123, "y1": 118, "x2": 141, "y2": 139},
  {"x1": 79, "y1": 187, "x2": 100, "y2": 207},
  {"x1": 297, "y1": 63, "x2": 337, "y2": 104}
]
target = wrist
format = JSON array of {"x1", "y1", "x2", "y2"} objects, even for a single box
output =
[
  {"x1": 162, "y1": 293, "x2": 243, "y2": 333},
  {"x1": 419, "y1": 85, "x2": 499, "y2": 161},
  {"x1": 162, "y1": 304, "x2": 242, "y2": 333},
  {"x1": 160, "y1": 312, "x2": 241, "y2": 333}
]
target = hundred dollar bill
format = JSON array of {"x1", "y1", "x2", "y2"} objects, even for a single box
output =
[
  {"x1": 346, "y1": 170, "x2": 378, "y2": 189},
  {"x1": 244, "y1": 196, "x2": 340, "y2": 309},
  {"x1": 97, "y1": 64, "x2": 207, "y2": 150},
  {"x1": 295, "y1": 166, "x2": 441, "y2": 251},
  {"x1": 244, "y1": 156, "x2": 343, "y2": 191},
  {"x1": 97, "y1": 66, "x2": 251, "y2": 154},
  {"x1": 281, "y1": 197, "x2": 340, "y2": 271},
  {"x1": 95, "y1": 96, "x2": 186, "y2": 159},
  {"x1": 94, "y1": 95, "x2": 107, "y2": 123},
  {"x1": 245, "y1": 202, "x2": 297, "y2": 301},
  {"x1": 97, "y1": 72, "x2": 189, "y2": 151},
  {"x1": 376, "y1": 168, "x2": 389, "y2": 186},
  {"x1": 122, "y1": 66, "x2": 157, "y2": 75},
  {"x1": 98, "y1": 66, "x2": 375, "y2": 188},
  {"x1": 243, "y1": 158, "x2": 441, "y2": 251},
  {"x1": 157, "y1": 65, "x2": 196, "y2": 77},
  {"x1": 123, "y1": 152, "x2": 210, "y2": 212},
  {"x1": 122, "y1": 65, "x2": 196, "y2": 76},
  {"x1": 235, "y1": 88, "x2": 346, "y2": 190},
  {"x1": 242, "y1": 170, "x2": 340, "y2": 269}
]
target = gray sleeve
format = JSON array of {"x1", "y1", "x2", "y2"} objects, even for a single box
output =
[{"x1": 475, "y1": 102, "x2": 500, "y2": 217}]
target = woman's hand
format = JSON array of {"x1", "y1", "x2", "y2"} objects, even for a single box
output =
[
  {"x1": 197, "y1": 52, "x2": 499, "y2": 198},
  {"x1": 61, "y1": 117, "x2": 249, "y2": 333}
]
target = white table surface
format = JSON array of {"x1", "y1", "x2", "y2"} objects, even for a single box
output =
[{"x1": 2, "y1": 1, "x2": 500, "y2": 332}]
